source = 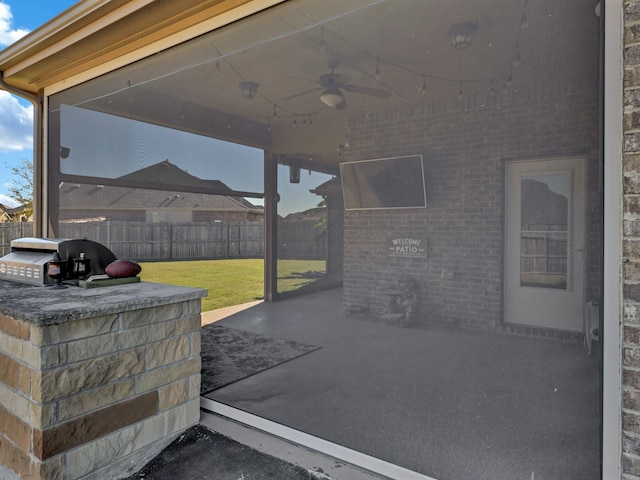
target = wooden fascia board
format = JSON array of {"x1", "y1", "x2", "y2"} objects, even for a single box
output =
[
  {"x1": 3, "y1": 0, "x2": 284, "y2": 93},
  {"x1": 1, "y1": 0, "x2": 155, "y2": 87},
  {"x1": 0, "y1": 0, "x2": 117, "y2": 67}
]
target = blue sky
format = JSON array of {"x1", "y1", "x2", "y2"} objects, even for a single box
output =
[{"x1": 0, "y1": 1, "x2": 77, "y2": 206}]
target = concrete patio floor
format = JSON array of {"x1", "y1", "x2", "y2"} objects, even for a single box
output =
[{"x1": 202, "y1": 288, "x2": 601, "y2": 480}]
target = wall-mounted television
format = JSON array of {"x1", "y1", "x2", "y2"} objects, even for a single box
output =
[{"x1": 340, "y1": 155, "x2": 427, "y2": 210}]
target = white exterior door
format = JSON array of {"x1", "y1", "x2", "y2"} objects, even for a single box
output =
[{"x1": 504, "y1": 157, "x2": 586, "y2": 332}]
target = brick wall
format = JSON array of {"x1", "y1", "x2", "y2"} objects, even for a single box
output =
[
  {"x1": 342, "y1": 82, "x2": 600, "y2": 331},
  {"x1": 622, "y1": 1, "x2": 640, "y2": 476},
  {"x1": 0, "y1": 297, "x2": 202, "y2": 480}
]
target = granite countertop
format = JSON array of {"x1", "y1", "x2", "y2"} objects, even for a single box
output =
[{"x1": 0, "y1": 279, "x2": 207, "y2": 325}]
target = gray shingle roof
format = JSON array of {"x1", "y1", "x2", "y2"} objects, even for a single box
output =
[
  {"x1": 59, "y1": 160, "x2": 261, "y2": 213},
  {"x1": 59, "y1": 183, "x2": 258, "y2": 211}
]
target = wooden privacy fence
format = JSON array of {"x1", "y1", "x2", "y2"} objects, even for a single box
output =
[
  {"x1": 0, "y1": 221, "x2": 326, "y2": 262},
  {"x1": 59, "y1": 221, "x2": 265, "y2": 261},
  {"x1": 0, "y1": 222, "x2": 33, "y2": 256}
]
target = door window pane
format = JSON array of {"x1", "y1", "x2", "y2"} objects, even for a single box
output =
[{"x1": 520, "y1": 174, "x2": 569, "y2": 289}]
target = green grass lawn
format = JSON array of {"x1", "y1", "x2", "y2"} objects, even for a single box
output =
[
  {"x1": 138, "y1": 258, "x2": 325, "y2": 312},
  {"x1": 139, "y1": 259, "x2": 264, "y2": 312}
]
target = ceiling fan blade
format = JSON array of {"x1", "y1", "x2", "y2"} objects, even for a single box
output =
[
  {"x1": 344, "y1": 84, "x2": 391, "y2": 98},
  {"x1": 283, "y1": 87, "x2": 322, "y2": 101}
]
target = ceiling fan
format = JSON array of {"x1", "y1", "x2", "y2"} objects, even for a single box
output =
[{"x1": 285, "y1": 59, "x2": 391, "y2": 109}]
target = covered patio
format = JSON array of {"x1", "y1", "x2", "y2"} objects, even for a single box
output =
[{"x1": 0, "y1": 0, "x2": 612, "y2": 478}]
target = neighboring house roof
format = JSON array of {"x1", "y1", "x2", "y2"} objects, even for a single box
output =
[
  {"x1": 0, "y1": 204, "x2": 27, "y2": 215},
  {"x1": 281, "y1": 210, "x2": 325, "y2": 222},
  {"x1": 59, "y1": 183, "x2": 259, "y2": 212},
  {"x1": 0, "y1": 203, "x2": 28, "y2": 221},
  {"x1": 118, "y1": 160, "x2": 258, "y2": 209},
  {"x1": 117, "y1": 159, "x2": 229, "y2": 191},
  {"x1": 59, "y1": 160, "x2": 261, "y2": 214},
  {"x1": 310, "y1": 177, "x2": 341, "y2": 197}
]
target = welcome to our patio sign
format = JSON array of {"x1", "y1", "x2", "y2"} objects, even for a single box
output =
[{"x1": 387, "y1": 236, "x2": 427, "y2": 258}]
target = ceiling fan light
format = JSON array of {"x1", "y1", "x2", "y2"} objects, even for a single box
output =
[{"x1": 320, "y1": 88, "x2": 344, "y2": 107}]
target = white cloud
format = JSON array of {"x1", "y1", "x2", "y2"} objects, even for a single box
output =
[
  {"x1": 0, "y1": 192, "x2": 18, "y2": 207},
  {"x1": 0, "y1": 91, "x2": 33, "y2": 153},
  {"x1": 0, "y1": 2, "x2": 29, "y2": 47}
]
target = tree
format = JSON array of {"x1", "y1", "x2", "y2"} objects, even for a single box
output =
[{"x1": 5, "y1": 159, "x2": 33, "y2": 219}]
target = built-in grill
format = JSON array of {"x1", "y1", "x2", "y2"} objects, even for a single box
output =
[{"x1": 0, "y1": 237, "x2": 117, "y2": 286}]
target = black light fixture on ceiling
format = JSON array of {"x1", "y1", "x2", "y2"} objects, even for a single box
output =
[
  {"x1": 289, "y1": 163, "x2": 301, "y2": 183},
  {"x1": 239, "y1": 81, "x2": 259, "y2": 99},
  {"x1": 448, "y1": 21, "x2": 478, "y2": 49}
]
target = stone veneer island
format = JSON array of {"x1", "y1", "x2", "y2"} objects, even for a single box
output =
[{"x1": 0, "y1": 279, "x2": 206, "y2": 479}]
